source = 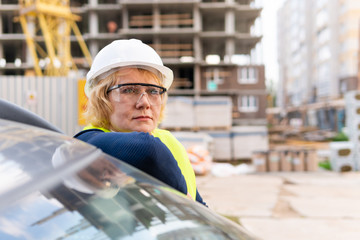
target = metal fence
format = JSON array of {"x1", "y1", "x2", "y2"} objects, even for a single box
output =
[{"x1": 0, "y1": 76, "x2": 82, "y2": 136}]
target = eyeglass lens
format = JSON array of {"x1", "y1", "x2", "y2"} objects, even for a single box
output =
[{"x1": 109, "y1": 85, "x2": 164, "y2": 105}]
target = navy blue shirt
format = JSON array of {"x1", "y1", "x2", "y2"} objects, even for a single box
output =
[
  {"x1": 74, "y1": 129, "x2": 188, "y2": 195},
  {"x1": 74, "y1": 129, "x2": 207, "y2": 206}
]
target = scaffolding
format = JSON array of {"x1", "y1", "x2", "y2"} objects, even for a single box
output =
[{"x1": 17, "y1": 0, "x2": 92, "y2": 76}]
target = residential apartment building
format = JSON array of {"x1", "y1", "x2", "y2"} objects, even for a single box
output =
[
  {"x1": 0, "y1": 0, "x2": 265, "y2": 126},
  {"x1": 277, "y1": 0, "x2": 360, "y2": 131}
]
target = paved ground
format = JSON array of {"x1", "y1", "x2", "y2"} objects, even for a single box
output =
[{"x1": 197, "y1": 171, "x2": 360, "y2": 240}]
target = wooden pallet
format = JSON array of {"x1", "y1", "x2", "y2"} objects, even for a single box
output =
[{"x1": 163, "y1": 126, "x2": 231, "y2": 132}]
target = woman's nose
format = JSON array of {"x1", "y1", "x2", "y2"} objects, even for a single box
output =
[{"x1": 136, "y1": 92, "x2": 150, "y2": 107}]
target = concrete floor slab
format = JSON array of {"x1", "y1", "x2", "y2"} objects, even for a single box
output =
[
  {"x1": 197, "y1": 175, "x2": 281, "y2": 217},
  {"x1": 286, "y1": 197, "x2": 360, "y2": 218},
  {"x1": 240, "y1": 218, "x2": 360, "y2": 240},
  {"x1": 280, "y1": 172, "x2": 360, "y2": 186},
  {"x1": 283, "y1": 185, "x2": 360, "y2": 198},
  {"x1": 197, "y1": 172, "x2": 360, "y2": 239}
]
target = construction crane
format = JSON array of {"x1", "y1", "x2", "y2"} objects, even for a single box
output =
[{"x1": 17, "y1": 0, "x2": 92, "y2": 76}]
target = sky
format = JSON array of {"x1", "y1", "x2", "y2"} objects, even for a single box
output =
[{"x1": 261, "y1": 0, "x2": 286, "y2": 87}]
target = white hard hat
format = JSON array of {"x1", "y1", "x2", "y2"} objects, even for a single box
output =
[{"x1": 85, "y1": 39, "x2": 173, "y2": 97}]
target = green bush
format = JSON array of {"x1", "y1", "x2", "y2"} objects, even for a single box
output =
[
  {"x1": 332, "y1": 131, "x2": 349, "y2": 142},
  {"x1": 318, "y1": 159, "x2": 332, "y2": 170}
]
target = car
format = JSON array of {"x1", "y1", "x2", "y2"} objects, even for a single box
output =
[{"x1": 0, "y1": 99, "x2": 258, "y2": 239}]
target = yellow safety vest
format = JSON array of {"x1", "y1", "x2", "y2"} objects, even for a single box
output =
[
  {"x1": 152, "y1": 128, "x2": 197, "y2": 200},
  {"x1": 82, "y1": 125, "x2": 197, "y2": 200}
]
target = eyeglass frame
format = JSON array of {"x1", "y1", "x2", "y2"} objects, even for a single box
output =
[
  {"x1": 107, "y1": 83, "x2": 167, "y2": 105},
  {"x1": 107, "y1": 83, "x2": 167, "y2": 94}
]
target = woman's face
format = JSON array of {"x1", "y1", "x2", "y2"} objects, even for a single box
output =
[{"x1": 108, "y1": 68, "x2": 163, "y2": 133}]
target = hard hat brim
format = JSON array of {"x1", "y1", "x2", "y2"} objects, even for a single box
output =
[{"x1": 85, "y1": 62, "x2": 173, "y2": 97}]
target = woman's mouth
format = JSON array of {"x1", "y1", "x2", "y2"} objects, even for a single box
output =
[{"x1": 134, "y1": 116, "x2": 151, "y2": 120}]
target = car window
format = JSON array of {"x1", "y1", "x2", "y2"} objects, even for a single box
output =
[
  {"x1": 0, "y1": 181, "x2": 253, "y2": 240},
  {"x1": 0, "y1": 119, "x2": 256, "y2": 240},
  {"x1": 0, "y1": 191, "x2": 108, "y2": 240}
]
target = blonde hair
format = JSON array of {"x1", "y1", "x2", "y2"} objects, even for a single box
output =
[{"x1": 83, "y1": 68, "x2": 167, "y2": 130}]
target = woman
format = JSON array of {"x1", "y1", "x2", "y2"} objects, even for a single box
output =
[{"x1": 75, "y1": 39, "x2": 205, "y2": 205}]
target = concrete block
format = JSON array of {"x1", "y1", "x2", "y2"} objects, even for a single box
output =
[
  {"x1": 194, "y1": 96, "x2": 232, "y2": 128},
  {"x1": 232, "y1": 126, "x2": 269, "y2": 159},
  {"x1": 161, "y1": 97, "x2": 195, "y2": 128},
  {"x1": 203, "y1": 131, "x2": 232, "y2": 161},
  {"x1": 329, "y1": 141, "x2": 355, "y2": 172}
]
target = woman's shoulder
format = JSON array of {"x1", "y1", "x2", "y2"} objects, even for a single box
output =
[{"x1": 75, "y1": 129, "x2": 153, "y2": 142}]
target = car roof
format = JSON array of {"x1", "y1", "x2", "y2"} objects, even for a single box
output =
[
  {"x1": 0, "y1": 118, "x2": 99, "y2": 206},
  {"x1": 0, "y1": 98, "x2": 63, "y2": 133},
  {"x1": 0, "y1": 118, "x2": 169, "y2": 207},
  {"x1": 0, "y1": 101, "x2": 257, "y2": 240}
]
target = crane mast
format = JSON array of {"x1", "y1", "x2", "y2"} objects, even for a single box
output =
[{"x1": 18, "y1": 0, "x2": 92, "y2": 76}]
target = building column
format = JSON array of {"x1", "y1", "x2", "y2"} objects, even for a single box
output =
[
  {"x1": 194, "y1": 64, "x2": 201, "y2": 97},
  {"x1": 88, "y1": 0, "x2": 98, "y2": 56},
  {"x1": 26, "y1": 21, "x2": 36, "y2": 65},
  {"x1": 225, "y1": 38, "x2": 235, "y2": 63},
  {"x1": 194, "y1": 35, "x2": 202, "y2": 62},
  {"x1": 122, "y1": 6, "x2": 129, "y2": 30},
  {"x1": 193, "y1": 3, "x2": 202, "y2": 96},
  {"x1": 153, "y1": 6, "x2": 160, "y2": 32},
  {"x1": 89, "y1": 0, "x2": 98, "y2": 36},
  {"x1": 225, "y1": 9, "x2": 235, "y2": 34},
  {"x1": 89, "y1": 12, "x2": 98, "y2": 36},
  {"x1": 89, "y1": 0, "x2": 97, "y2": 7},
  {"x1": 193, "y1": 4, "x2": 201, "y2": 32}
]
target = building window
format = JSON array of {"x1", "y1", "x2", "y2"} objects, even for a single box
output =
[
  {"x1": 316, "y1": 0, "x2": 327, "y2": 9},
  {"x1": 237, "y1": 67, "x2": 258, "y2": 84},
  {"x1": 317, "y1": 45, "x2": 331, "y2": 62},
  {"x1": 238, "y1": 95, "x2": 258, "y2": 112},
  {"x1": 316, "y1": 9, "x2": 328, "y2": 28},
  {"x1": 317, "y1": 27, "x2": 330, "y2": 44}
]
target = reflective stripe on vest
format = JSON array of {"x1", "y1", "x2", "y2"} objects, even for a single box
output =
[{"x1": 83, "y1": 125, "x2": 197, "y2": 200}]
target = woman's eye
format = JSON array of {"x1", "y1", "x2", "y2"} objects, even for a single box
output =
[
  {"x1": 120, "y1": 87, "x2": 136, "y2": 94},
  {"x1": 148, "y1": 88, "x2": 160, "y2": 95}
]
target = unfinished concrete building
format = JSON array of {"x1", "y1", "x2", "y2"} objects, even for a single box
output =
[{"x1": 0, "y1": 0, "x2": 265, "y2": 126}]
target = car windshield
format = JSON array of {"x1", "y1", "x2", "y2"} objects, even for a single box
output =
[{"x1": 0, "y1": 119, "x2": 255, "y2": 240}]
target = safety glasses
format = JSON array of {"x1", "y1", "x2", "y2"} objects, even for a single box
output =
[{"x1": 107, "y1": 83, "x2": 167, "y2": 106}]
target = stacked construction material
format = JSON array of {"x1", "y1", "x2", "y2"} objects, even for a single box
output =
[
  {"x1": 251, "y1": 150, "x2": 268, "y2": 172},
  {"x1": 170, "y1": 125, "x2": 271, "y2": 163},
  {"x1": 194, "y1": 96, "x2": 232, "y2": 129},
  {"x1": 172, "y1": 131, "x2": 214, "y2": 175},
  {"x1": 329, "y1": 141, "x2": 355, "y2": 172},
  {"x1": 171, "y1": 131, "x2": 214, "y2": 155},
  {"x1": 267, "y1": 149, "x2": 281, "y2": 171},
  {"x1": 203, "y1": 131, "x2": 232, "y2": 161},
  {"x1": 161, "y1": 96, "x2": 232, "y2": 130},
  {"x1": 343, "y1": 90, "x2": 360, "y2": 170},
  {"x1": 161, "y1": 97, "x2": 195, "y2": 129},
  {"x1": 251, "y1": 147, "x2": 318, "y2": 172},
  {"x1": 232, "y1": 126, "x2": 269, "y2": 160}
]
